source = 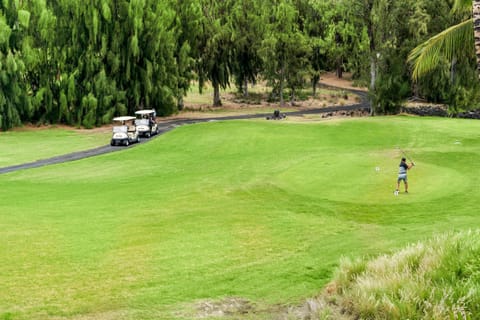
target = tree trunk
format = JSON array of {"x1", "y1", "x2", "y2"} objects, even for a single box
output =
[
  {"x1": 370, "y1": 55, "x2": 376, "y2": 115},
  {"x1": 473, "y1": 0, "x2": 480, "y2": 78},
  {"x1": 312, "y1": 76, "x2": 319, "y2": 97},
  {"x1": 370, "y1": 57, "x2": 376, "y2": 89},
  {"x1": 177, "y1": 95, "x2": 184, "y2": 111},
  {"x1": 243, "y1": 78, "x2": 248, "y2": 98},
  {"x1": 336, "y1": 61, "x2": 343, "y2": 79},
  {"x1": 213, "y1": 81, "x2": 222, "y2": 106},
  {"x1": 279, "y1": 60, "x2": 285, "y2": 107},
  {"x1": 335, "y1": 31, "x2": 343, "y2": 79},
  {"x1": 367, "y1": 15, "x2": 376, "y2": 116},
  {"x1": 336, "y1": 66, "x2": 343, "y2": 79}
]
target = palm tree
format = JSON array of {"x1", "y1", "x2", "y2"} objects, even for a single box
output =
[
  {"x1": 408, "y1": 0, "x2": 480, "y2": 80},
  {"x1": 474, "y1": 0, "x2": 480, "y2": 77}
]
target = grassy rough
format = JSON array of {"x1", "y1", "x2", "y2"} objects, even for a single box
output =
[{"x1": 321, "y1": 230, "x2": 480, "y2": 319}]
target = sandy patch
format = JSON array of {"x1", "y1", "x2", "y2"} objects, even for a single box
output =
[{"x1": 319, "y1": 72, "x2": 368, "y2": 91}]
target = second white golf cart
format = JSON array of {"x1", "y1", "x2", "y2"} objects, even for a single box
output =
[
  {"x1": 110, "y1": 116, "x2": 140, "y2": 146},
  {"x1": 134, "y1": 109, "x2": 159, "y2": 138}
]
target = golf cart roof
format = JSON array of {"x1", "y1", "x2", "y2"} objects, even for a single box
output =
[
  {"x1": 135, "y1": 109, "x2": 155, "y2": 115},
  {"x1": 113, "y1": 116, "x2": 136, "y2": 122}
]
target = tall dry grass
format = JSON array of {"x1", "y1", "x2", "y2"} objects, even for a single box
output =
[{"x1": 317, "y1": 230, "x2": 480, "y2": 319}]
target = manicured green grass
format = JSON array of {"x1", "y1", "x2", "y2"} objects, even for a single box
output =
[
  {"x1": 0, "y1": 116, "x2": 479, "y2": 319},
  {"x1": 0, "y1": 128, "x2": 110, "y2": 167}
]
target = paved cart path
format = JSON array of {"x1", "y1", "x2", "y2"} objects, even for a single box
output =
[{"x1": 0, "y1": 88, "x2": 369, "y2": 175}]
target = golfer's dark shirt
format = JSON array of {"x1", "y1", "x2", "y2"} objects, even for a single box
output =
[{"x1": 398, "y1": 162, "x2": 408, "y2": 175}]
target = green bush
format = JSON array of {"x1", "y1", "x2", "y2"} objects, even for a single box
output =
[{"x1": 447, "y1": 86, "x2": 480, "y2": 113}]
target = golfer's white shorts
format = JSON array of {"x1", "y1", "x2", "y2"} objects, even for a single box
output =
[{"x1": 397, "y1": 174, "x2": 407, "y2": 183}]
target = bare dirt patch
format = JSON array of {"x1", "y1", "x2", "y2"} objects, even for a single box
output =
[
  {"x1": 319, "y1": 72, "x2": 367, "y2": 92},
  {"x1": 176, "y1": 297, "x2": 309, "y2": 320},
  {"x1": 160, "y1": 72, "x2": 367, "y2": 121},
  {"x1": 195, "y1": 297, "x2": 255, "y2": 318},
  {"x1": 175, "y1": 297, "x2": 256, "y2": 319},
  {"x1": 176, "y1": 294, "x2": 354, "y2": 320}
]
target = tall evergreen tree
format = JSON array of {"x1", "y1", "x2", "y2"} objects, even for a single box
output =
[
  {"x1": 296, "y1": 0, "x2": 328, "y2": 96},
  {"x1": 170, "y1": 0, "x2": 202, "y2": 110},
  {"x1": 229, "y1": 0, "x2": 265, "y2": 97},
  {"x1": 260, "y1": 0, "x2": 310, "y2": 106},
  {"x1": 0, "y1": 0, "x2": 31, "y2": 130},
  {"x1": 197, "y1": 0, "x2": 234, "y2": 106}
]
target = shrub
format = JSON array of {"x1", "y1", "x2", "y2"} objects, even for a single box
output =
[{"x1": 324, "y1": 230, "x2": 480, "y2": 319}]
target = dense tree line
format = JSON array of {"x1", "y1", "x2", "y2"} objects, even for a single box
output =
[{"x1": 0, "y1": 0, "x2": 478, "y2": 130}]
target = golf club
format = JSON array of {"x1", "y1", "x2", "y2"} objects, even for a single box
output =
[{"x1": 396, "y1": 146, "x2": 415, "y2": 165}]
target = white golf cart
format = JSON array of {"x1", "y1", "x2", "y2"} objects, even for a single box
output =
[
  {"x1": 134, "y1": 109, "x2": 159, "y2": 138},
  {"x1": 110, "y1": 116, "x2": 140, "y2": 146}
]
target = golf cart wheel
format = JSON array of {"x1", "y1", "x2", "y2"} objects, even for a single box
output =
[
  {"x1": 110, "y1": 140, "x2": 115, "y2": 146},
  {"x1": 146, "y1": 132, "x2": 151, "y2": 138},
  {"x1": 125, "y1": 140, "x2": 129, "y2": 146}
]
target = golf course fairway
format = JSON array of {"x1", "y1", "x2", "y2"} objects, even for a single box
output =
[{"x1": 0, "y1": 116, "x2": 479, "y2": 319}]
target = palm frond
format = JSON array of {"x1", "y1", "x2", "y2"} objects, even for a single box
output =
[
  {"x1": 408, "y1": 19, "x2": 473, "y2": 81},
  {"x1": 453, "y1": 0, "x2": 472, "y2": 14}
]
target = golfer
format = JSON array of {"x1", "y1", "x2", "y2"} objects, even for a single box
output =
[{"x1": 396, "y1": 157, "x2": 414, "y2": 193}]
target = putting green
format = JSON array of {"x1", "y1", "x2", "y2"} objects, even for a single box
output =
[{"x1": 274, "y1": 151, "x2": 467, "y2": 204}]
